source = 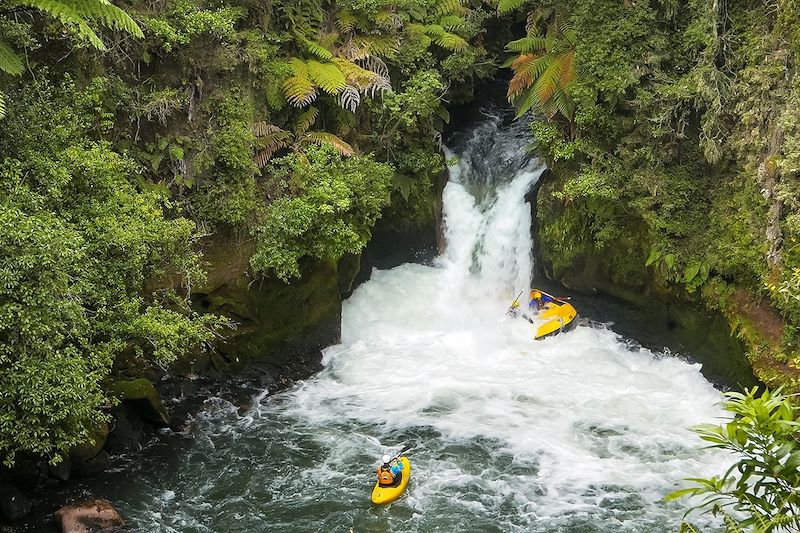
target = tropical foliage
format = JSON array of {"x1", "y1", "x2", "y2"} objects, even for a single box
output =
[
  {"x1": 502, "y1": 6, "x2": 576, "y2": 121},
  {"x1": 0, "y1": 0, "x2": 497, "y2": 463},
  {"x1": 526, "y1": 0, "x2": 800, "y2": 388},
  {"x1": 250, "y1": 145, "x2": 393, "y2": 280},
  {"x1": 667, "y1": 388, "x2": 800, "y2": 532}
]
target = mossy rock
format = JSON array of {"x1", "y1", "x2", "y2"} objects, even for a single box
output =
[
  {"x1": 193, "y1": 257, "x2": 342, "y2": 378},
  {"x1": 108, "y1": 378, "x2": 170, "y2": 426},
  {"x1": 68, "y1": 420, "x2": 109, "y2": 465}
]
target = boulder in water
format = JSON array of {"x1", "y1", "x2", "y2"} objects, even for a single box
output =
[
  {"x1": 54, "y1": 499, "x2": 123, "y2": 532},
  {"x1": 108, "y1": 378, "x2": 170, "y2": 426}
]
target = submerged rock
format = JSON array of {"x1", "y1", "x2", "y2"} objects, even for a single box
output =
[{"x1": 54, "y1": 499, "x2": 123, "y2": 533}]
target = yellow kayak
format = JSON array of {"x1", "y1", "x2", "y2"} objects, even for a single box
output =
[
  {"x1": 371, "y1": 457, "x2": 411, "y2": 505},
  {"x1": 534, "y1": 300, "x2": 578, "y2": 340}
]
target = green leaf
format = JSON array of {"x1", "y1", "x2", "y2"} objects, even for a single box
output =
[{"x1": 0, "y1": 40, "x2": 24, "y2": 75}]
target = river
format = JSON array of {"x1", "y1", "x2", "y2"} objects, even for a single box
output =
[{"x1": 32, "y1": 109, "x2": 732, "y2": 532}]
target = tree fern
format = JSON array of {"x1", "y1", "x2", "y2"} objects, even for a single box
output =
[
  {"x1": 299, "y1": 35, "x2": 333, "y2": 60},
  {"x1": 305, "y1": 132, "x2": 353, "y2": 156},
  {"x1": 497, "y1": 0, "x2": 528, "y2": 15},
  {"x1": 294, "y1": 106, "x2": 319, "y2": 136},
  {"x1": 306, "y1": 60, "x2": 346, "y2": 94},
  {"x1": 354, "y1": 35, "x2": 400, "y2": 58},
  {"x1": 1, "y1": 0, "x2": 142, "y2": 79},
  {"x1": 283, "y1": 58, "x2": 317, "y2": 107},
  {"x1": 440, "y1": 15, "x2": 466, "y2": 30},
  {"x1": 505, "y1": 36, "x2": 547, "y2": 53},
  {"x1": 434, "y1": 0, "x2": 464, "y2": 16},
  {"x1": 338, "y1": 85, "x2": 360, "y2": 113},
  {"x1": 252, "y1": 123, "x2": 293, "y2": 168},
  {"x1": 505, "y1": 15, "x2": 576, "y2": 121}
]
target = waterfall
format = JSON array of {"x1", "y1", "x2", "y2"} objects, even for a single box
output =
[{"x1": 112, "y1": 110, "x2": 729, "y2": 533}]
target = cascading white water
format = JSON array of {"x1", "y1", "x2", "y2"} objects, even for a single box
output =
[{"x1": 113, "y1": 110, "x2": 729, "y2": 533}]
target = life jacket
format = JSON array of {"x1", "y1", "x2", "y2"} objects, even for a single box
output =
[{"x1": 377, "y1": 465, "x2": 394, "y2": 486}]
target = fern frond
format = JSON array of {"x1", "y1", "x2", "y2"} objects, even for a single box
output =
[
  {"x1": 62, "y1": 0, "x2": 143, "y2": 37},
  {"x1": 336, "y1": 10, "x2": 357, "y2": 33},
  {"x1": 294, "y1": 106, "x2": 319, "y2": 136},
  {"x1": 252, "y1": 123, "x2": 292, "y2": 167},
  {"x1": 434, "y1": 0, "x2": 463, "y2": 16},
  {"x1": 304, "y1": 132, "x2": 353, "y2": 156},
  {"x1": 283, "y1": 58, "x2": 317, "y2": 107},
  {"x1": 355, "y1": 35, "x2": 400, "y2": 58},
  {"x1": 439, "y1": 15, "x2": 465, "y2": 30},
  {"x1": 505, "y1": 36, "x2": 546, "y2": 53},
  {"x1": 423, "y1": 24, "x2": 467, "y2": 51},
  {"x1": 332, "y1": 57, "x2": 377, "y2": 89},
  {"x1": 15, "y1": 0, "x2": 106, "y2": 49},
  {"x1": 558, "y1": 49, "x2": 576, "y2": 88},
  {"x1": 507, "y1": 55, "x2": 535, "y2": 99},
  {"x1": 375, "y1": 9, "x2": 403, "y2": 29},
  {"x1": 551, "y1": 87, "x2": 576, "y2": 121},
  {"x1": 534, "y1": 53, "x2": 565, "y2": 105},
  {"x1": 306, "y1": 60, "x2": 346, "y2": 94},
  {"x1": 299, "y1": 36, "x2": 333, "y2": 60},
  {"x1": 266, "y1": 83, "x2": 286, "y2": 111},
  {"x1": 338, "y1": 85, "x2": 360, "y2": 112},
  {"x1": 497, "y1": 0, "x2": 527, "y2": 15},
  {"x1": 0, "y1": 92, "x2": 6, "y2": 119},
  {"x1": 319, "y1": 31, "x2": 339, "y2": 49},
  {"x1": 0, "y1": 40, "x2": 24, "y2": 75},
  {"x1": 358, "y1": 56, "x2": 389, "y2": 79}
]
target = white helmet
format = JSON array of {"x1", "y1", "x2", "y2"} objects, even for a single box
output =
[{"x1": 382, "y1": 454, "x2": 391, "y2": 464}]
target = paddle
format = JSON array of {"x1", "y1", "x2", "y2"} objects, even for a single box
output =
[
  {"x1": 506, "y1": 290, "x2": 524, "y2": 316},
  {"x1": 389, "y1": 445, "x2": 411, "y2": 462}
]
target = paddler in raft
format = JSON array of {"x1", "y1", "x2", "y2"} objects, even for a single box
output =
[{"x1": 507, "y1": 289, "x2": 579, "y2": 340}]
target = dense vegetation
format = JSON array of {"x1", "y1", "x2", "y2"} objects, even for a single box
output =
[
  {"x1": 1, "y1": 3, "x2": 798, "y2": 520},
  {"x1": 502, "y1": 0, "x2": 800, "y2": 389}
]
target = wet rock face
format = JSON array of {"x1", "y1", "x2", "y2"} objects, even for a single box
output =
[
  {"x1": 54, "y1": 499, "x2": 123, "y2": 533},
  {"x1": 0, "y1": 484, "x2": 31, "y2": 521},
  {"x1": 192, "y1": 256, "x2": 343, "y2": 385}
]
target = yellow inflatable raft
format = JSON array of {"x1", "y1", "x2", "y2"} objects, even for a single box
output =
[
  {"x1": 371, "y1": 456, "x2": 411, "y2": 505},
  {"x1": 534, "y1": 298, "x2": 578, "y2": 340}
]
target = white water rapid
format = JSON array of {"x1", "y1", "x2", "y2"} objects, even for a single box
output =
[{"x1": 116, "y1": 110, "x2": 730, "y2": 533}]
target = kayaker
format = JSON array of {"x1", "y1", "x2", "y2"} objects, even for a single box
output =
[
  {"x1": 529, "y1": 290, "x2": 553, "y2": 312},
  {"x1": 376, "y1": 454, "x2": 403, "y2": 486}
]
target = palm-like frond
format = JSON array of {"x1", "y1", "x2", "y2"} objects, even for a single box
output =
[
  {"x1": 338, "y1": 85, "x2": 361, "y2": 113},
  {"x1": 294, "y1": 106, "x2": 318, "y2": 136},
  {"x1": 283, "y1": 58, "x2": 317, "y2": 107},
  {"x1": 252, "y1": 123, "x2": 293, "y2": 167},
  {"x1": 505, "y1": 36, "x2": 546, "y2": 53},
  {"x1": 423, "y1": 24, "x2": 467, "y2": 51},
  {"x1": 505, "y1": 15, "x2": 577, "y2": 122},
  {"x1": 440, "y1": 15, "x2": 466, "y2": 30},
  {"x1": 497, "y1": 0, "x2": 528, "y2": 15},
  {"x1": 354, "y1": 35, "x2": 400, "y2": 58},
  {"x1": 0, "y1": 40, "x2": 24, "y2": 75},
  {"x1": 434, "y1": 0, "x2": 464, "y2": 16},
  {"x1": 304, "y1": 132, "x2": 353, "y2": 157},
  {"x1": 299, "y1": 36, "x2": 333, "y2": 60},
  {"x1": 306, "y1": 60, "x2": 346, "y2": 95},
  {"x1": 336, "y1": 10, "x2": 358, "y2": 33}
]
